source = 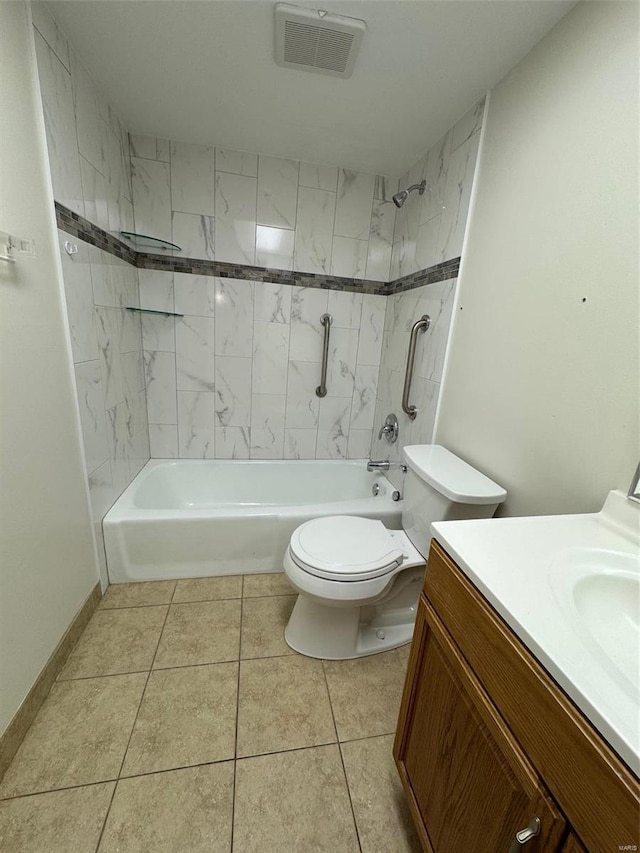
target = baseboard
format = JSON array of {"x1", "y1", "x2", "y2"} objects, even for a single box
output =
[{"x1": 0, "y1": 582, "x2": 101, "y2": 782}]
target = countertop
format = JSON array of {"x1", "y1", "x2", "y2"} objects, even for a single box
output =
[{"x1": 431, "y1": 490, "x2": 640, "y2": 776}]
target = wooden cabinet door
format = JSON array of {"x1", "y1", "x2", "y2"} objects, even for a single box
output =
[
  {"x1": 560, "y1": 834, "x2": 587, "y2": 853},
  {"x1": 394, "y1": 596, "x2": 566, "y2": 853}
]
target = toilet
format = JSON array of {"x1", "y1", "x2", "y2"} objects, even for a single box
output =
[{"x1": 283, "y1": 444, "x2": 506, "y2": 659}]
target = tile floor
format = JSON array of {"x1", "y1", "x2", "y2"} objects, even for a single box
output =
[{"x1": 0, "y1": 573, "x2": 421, "y2": 853}]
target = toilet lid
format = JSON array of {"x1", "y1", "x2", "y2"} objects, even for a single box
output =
[{"x1": 289, "y1": 516, "x2": 403, "y2": 581}]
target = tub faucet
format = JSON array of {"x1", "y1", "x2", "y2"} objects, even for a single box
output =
[{"x1": 367, "y1": 459, "x2": 407, "y2": 473}]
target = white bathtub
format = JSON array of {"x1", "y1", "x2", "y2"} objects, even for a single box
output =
[{"x1": 103, "y1": 459, "x2": 403, "y2": 583}]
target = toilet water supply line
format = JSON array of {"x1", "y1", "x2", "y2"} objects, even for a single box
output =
[{"x1": 316, "y1": 313, "x2": 332, "y2": 397}]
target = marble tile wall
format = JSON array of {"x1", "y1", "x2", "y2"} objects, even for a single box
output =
[
  {"x1": 140, "y1": 275, "x2": 386, "y2": 459},
  {"x1": 59, "y1": 231, "x2": 149, "y2": 584},
  {"x1": 34, "y1": 2, "x2": 148, "y2": 584},
  {"x1": 130, "y1": 138, "x2": 398, "y2": 282},
  {"x1": 370, "y1": 278, "x2": 458, "y2": 490},
  {"x1": 391, "y1": 99, "x2": 485, "y2": 279},
  {"x1": 32, "y1": 3, "x2": 133, "y2": 234}
]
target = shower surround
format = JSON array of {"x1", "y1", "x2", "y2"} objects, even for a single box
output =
[{"x1": 33, "y1": 0, "x2": 484, "y2": 492}]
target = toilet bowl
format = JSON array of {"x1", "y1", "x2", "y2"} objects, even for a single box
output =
[{"x1": 283, "y1": 445, "x2": 506, "y2": 659}]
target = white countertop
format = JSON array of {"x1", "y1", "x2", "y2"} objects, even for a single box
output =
[{"x1": 431, "y1": 490, "x2": 640, "y2": 775}]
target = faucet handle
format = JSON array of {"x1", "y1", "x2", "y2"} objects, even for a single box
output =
[{"x1": 378, "y1": 413, "x2": 399, "y2": 444}]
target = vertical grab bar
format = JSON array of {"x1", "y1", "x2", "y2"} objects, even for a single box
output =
[
  {"x1": 402, "y1": 314, "x2": 430, "y2": 419},
  {"x1": 315, "y1": 313, "x2": 333, "y2": 397}
]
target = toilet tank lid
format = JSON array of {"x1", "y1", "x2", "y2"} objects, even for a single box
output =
[{"x1": 402, "y1": 445, "x2": 507, "y2": 505}]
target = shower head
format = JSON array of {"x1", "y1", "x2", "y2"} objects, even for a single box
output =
[{"x1": 392, "y1": 179, "x2": 429, "y2": 208}]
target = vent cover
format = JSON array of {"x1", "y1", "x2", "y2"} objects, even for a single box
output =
[{"x1": 275, "y1": 4, "x2": 366, "y2": 78}]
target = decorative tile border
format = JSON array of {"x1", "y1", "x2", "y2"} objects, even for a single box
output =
[{"x1": 55, "y1": 203, "x2": 459, "y2": 295}]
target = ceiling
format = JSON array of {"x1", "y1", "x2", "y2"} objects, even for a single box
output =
[{"x1": 46, "y1": 0, "x2": 575, "y2": 175}]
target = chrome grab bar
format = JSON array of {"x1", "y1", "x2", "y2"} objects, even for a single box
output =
[
  {"x1": 402, "y1": 314, "x2": 430, "y2": 419},
  {"x1": 315, "y1": 313, "x2": 333, "y2": 397}
]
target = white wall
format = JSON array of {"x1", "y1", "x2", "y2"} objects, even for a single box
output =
[
  {"x1": 436, "y1": 1, "x2": 639, "y2": 516},
  {"x1": 0, "y1": 3, "x2": 99, "y2": 735}
]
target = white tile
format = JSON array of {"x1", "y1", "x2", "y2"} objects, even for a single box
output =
[
  {"x1": 94, "y1": 307, "x2": 124, "y2": 409},
  {"x1": 347, "y1": 429, "x2": 373, "y2": 459},
  {"x1": 327, "y1": 291, "x2": 363, "y2": 330},
  {"x1": 255, "y1": 226, "x2": 295, "y2": 270},
  {"x1": 285, "y1": 360, "x2": 320, "y2": 429},
  {"x1": 438, "y1": 131, "x2": 481, "y2": 262},
  {"x1": 60, "y1": 239, "x2": 98, "y2": 363},
  {"x1": 316, "y1": 397, "x2": 351, "y2": 459},
  {"x1": 129, "y1": 135, "x2": 157, "y2": 160},
  {"x1": 138, "y1": 270, "x2": 174, "y2": 313},
  {"x1": 299, "y1": 162, "x2": 338, "y2": 192},
  {"x1": 174, "y1": 273, "x2": 216, "y2": 317},
  {"x1": 74, "y1": 360, "x2": 109, "y2": 475},
  {"x1": 252, "y1": 322, "x2": 290, "y2": 396},
  {"x1": 215, "y1": 148, "x2": 258, "y2": 177},
  {"x1": 175, "y1": 315, "x2": 215, "y2": 392},
  {"x1": 34, "y1": 32, "x2": 84, "y2": 216},
  {"x1": 149, "y1": 423, "x2": 178, "y2": 458},
  {"x1": 250, "y1": 394, "x2": 286, "y2": 459},
  {"x1": 451, "y1": 97, "x2": 485, "y2": 152},
  {"x1": 170, "y1": 141, "x2": 215, "y2": 216},
  {"x1": 415, "y1": 216, "x2": 441, "y2": 271},
  {"x1": 102, "y1": 121, "x2": 130, "y2": 233},
  {"x1": 215, "y1": 172, "x2": 257, "y2": 264},
  {"x1": 350, "y1": 364, "x2": 379, "y2": 431},
  {"x1": 32, "y1": 2, "x2": 70, "y2": 70},
  {"x1": 254, "y1": 283, "x2": 292, "y2": 324},
  {"x1": 326, "y1": 327, "x2": 359, "y2": 399},
  {"x1": 257, "y1": 155, "x2": 299, "y2": 229},
  {"x1": 214, "y1": 356, "x2": 252, "y2": 427},
  {"x1": 172, "y1": 212, "x2": 215, "y2": 259},
  {"x1": 331, "y1": 237, "x2": 368, "y2": 278},
  {"x1": 293, "y1": 187, "x2": 336, "y2": 275},
  {"x1": 215, "y1": 426, "x2": 250, "y2": 459},
  {"x1": 80, "y1": 157, "x2": 109, "y2": 231},
  {"x1": 131, "y1": 158, "x2": 172, "y2": 243},
  {"x1": 334, "y1": 170, "x2": 375, "y2": 240},
  {"x1": 374, "y1": 176, "x2": 399, "y2": 202},
  {"x1": 414, "y1": 278, "x2": 457, "y2": 383},
  {"x1": 357, "y1": 294, "x2": 386, "y2": 366},
  {"x1": 214, "y1": 279, "x2": 254, "y2": 357},
  {"x1": 289, "y1": 287, "x2": 328, "y2": 362},
  {"x1": 366, "y1": 199, "x2": 395, "y2": 282},
  {"x1": 144, "y1": 350, "x2": 177, "y2": 424},
  {"x1": 421, "y1": 131, "x2": 451, "y2": 226},
  {"x1": 141, "y1": 313, "x2": 175, "y2": 352},
  {"x1": 70, "y1": 51, "x2": 102, "y2": 172},
  {"x1": 156, "y1": 138, "x2": 171, "y2": 162},
  {"x1": 284, "y1": 428, "x2": 318, "y2": 459},
  {"x1": 178, "y1": 391, "x2": 215, "y2": 458}
]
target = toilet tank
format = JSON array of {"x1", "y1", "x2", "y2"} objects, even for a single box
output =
[{"x1": 401, "y1": 445, "x2": 507, "y2": 556}]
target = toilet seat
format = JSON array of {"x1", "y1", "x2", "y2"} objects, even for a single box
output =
[{"x1": 289, "y1": 516, "x2": 404, "y2": 581}]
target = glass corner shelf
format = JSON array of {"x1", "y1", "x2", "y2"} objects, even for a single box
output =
[
  {"x1": 126, "y1": 307, "x2": 184, "y2": 318},
  {"x1": 119, "y1": 231, "x2": 181, "y2": 252}
]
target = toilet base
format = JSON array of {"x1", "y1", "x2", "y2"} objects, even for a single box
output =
[{"x1": 284, "y1": 584, "x2": 420, "y2": 660}]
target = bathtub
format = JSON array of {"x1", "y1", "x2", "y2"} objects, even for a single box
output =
[{"x1": 103, "y1": 459, "x2": 403, "y2": 583}]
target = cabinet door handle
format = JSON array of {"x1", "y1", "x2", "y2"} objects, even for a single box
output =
[{"x1": 508, "y1": 816, "x2": 541, "y2": 852}]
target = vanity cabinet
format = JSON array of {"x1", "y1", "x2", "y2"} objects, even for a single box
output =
[{"x1": 394, "y1": 541, "x2": 639, "y2": 853}]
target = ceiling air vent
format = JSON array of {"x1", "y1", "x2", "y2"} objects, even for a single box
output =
[{"x1": 275, "y1": 3, "x2": 366, "y2": 79}]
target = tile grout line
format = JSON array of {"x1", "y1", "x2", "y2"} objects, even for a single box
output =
[
  {"x1": 0, "y1": 731, "x2": 401, "y2": 804},
  {"x1": 92, "y1": 598, "x2": 173, "y2": 852},
  {"x1": 230, "y1": 577, "x2": 244, "y2": 851},
  {"x1": 321, "y1": 660, "x2": 363, "y2": 853}
]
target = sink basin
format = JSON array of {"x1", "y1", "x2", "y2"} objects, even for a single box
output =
[{"x1": 550, "y1": 548, "x2": 640, "y2": 699}]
